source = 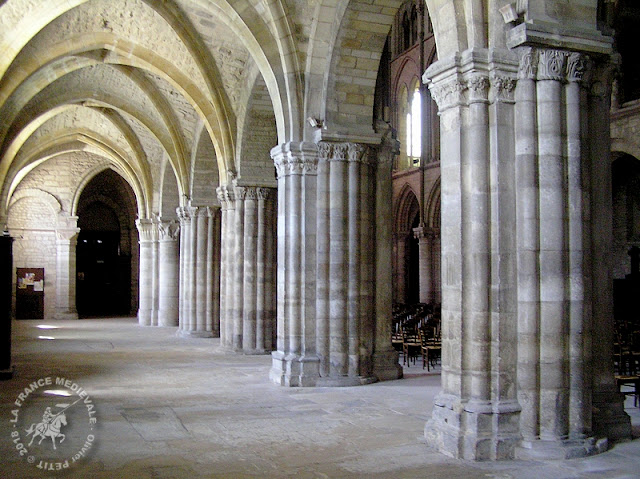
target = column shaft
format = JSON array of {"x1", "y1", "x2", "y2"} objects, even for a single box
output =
[
  {"x1": 55, "y1": 224, "x2": 80, "y2": 320},
  {"x1": 537, "y1": 58, "x2": 568, "y2": 440},
  {"x1": 158, "y1": 220, "x2": 179, "y2": 327},
  {"x1": 136, "y1": 219, "x2": 156, "y2": 326},
  {"x1": 515, "y1": 60, "x2": 540, "y2": 442}
]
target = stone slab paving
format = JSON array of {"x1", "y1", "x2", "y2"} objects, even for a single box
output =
[{"x1": 1, "y1": 317, "x2": 639, "y2": 479}]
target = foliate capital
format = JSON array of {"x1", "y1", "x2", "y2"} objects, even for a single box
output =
[
  {"x1": 272, "y1": 142, "x2": 318, "y2": 178},
  {"x1": 518, "y1": 47, "x2": 590, "y2": 84},
  {"x1": 136, "y1": 218, "x2": 157, "y2": 242},
  {"x1": 157, "y1": 220, "x2": 180, "y2": 241},
  {"x1": 318, "y1": 141, "x2": 376, "y2": 167}
]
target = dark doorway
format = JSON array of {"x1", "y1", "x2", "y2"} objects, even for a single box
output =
[
  {"x1": 77, "y1": 231, "x2": 130, "y2": 317},
  {"x1": 76, "y1": 170, "x2": 137, "y2": 317}
]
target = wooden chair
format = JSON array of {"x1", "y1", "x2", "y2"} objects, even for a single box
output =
[
  {"x1": 402, "y1": 326, "x2": 421, "y2": 366},
  {"x1": 391, "y1": 320, "x2": 404, "y2": 352},
  {"x1": 616, "y1": 375, "x2": 639, "y2": 408},
  {"x1": 420, "y1": 328, "x2": 441, "y2": 371},
  {"x1": 614, "y1": 328, "x2": 639, "y2": 408}
]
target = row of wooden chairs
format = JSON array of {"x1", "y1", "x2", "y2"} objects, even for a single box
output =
[
  {"x1": 393, "y1": 303, "x2": 442, "y2": 370},
  {"x1": 614, "y1": 326, "x2": 640, "y2": 408}
]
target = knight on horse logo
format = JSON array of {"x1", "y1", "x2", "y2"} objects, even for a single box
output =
[
  {"x1": 24, "y1": 400, "x2": 79, "y2": 450},
  {"x1": 9, "y1": 376, "x2": 97, "y2": 471}
]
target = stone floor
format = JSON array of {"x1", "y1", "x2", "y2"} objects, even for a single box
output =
[{"x1": 1, "y1": 317, "x2": 639, "y2": 479}]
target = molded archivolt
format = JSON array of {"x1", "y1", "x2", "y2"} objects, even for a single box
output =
[
  {"x1": 8, "y1": 188, "x2": 62, "y2": 219},
  {"x1": 71, "y1": 164, "x2": 137, "y2": 220},
  {"x1": 394, "y1": 183, "x2": 420, "y2": 233},
  {"x1": 425, "y1": 177, "x2": 440, "y2": 229},
  {"x1": 3, "y1": 127, "x2": 150, "y2": 221},
  {"x1": 611, "y1": 139, "x2": 640, "y2": 164}
]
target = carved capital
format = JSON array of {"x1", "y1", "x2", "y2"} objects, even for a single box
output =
[
  {"x1": 272, "y1": 142, "x2": 318, "y2": 178},
  {"x1": 216, "y1": 185, "x2": 235, "y2": 208},
  {"x1": 537, "y1": 49, "x2": 566, "y2": 81},
  {"x1": 157, "y1": 220, "x2": 180, "y2": 241},
  {"x1": 243, "y1": 187, "x2": 259, "y2": 201},
  {"x1": 194, "y1": 206, "x2": 213, "y2": 218},
  {"x1": 517, "y1": 47, "x2": 537, "y2": 80},
  {"x1": 234, "y1": 186, "x2": 247, "y2": 200},
  {"x1": 566, "y1": 51, "x2": 588, "y2": 83},
  {"x1": 491, "y1": 73, "x2": 517, "y2": 102},
  {"x1": 318, "y1": 141, "x2": 376, "y2": 167},
  {"x1": 176, "y1": 206, "x2": 197, "y2": 223},
  {"x1": 256, "y1": 187, "x2": 275, "y2": 201},
  {"x1": 467, "y1": 75, "x2": 490, "y2": 102},
  {"x1": 136, "y1": 219, "x2": 157, "y2": 242},
  {"x1": 56, "y1": 227, "x2": 80, "y2": 243},
  {"x1": 429, "y1": 78, "x2": 465, "y2": 110}
]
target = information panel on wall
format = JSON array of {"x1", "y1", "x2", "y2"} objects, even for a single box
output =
[{"x1": 15, "y1": 267, "x2": 44, "y2": 319}]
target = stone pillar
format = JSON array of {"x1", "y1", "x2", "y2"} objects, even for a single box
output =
[
  {"x1": 217, "y1": 186, "x2": 234, "y2": 346},
  {"x1": 413, "y1": 226, "x2": 436, "y2": 304},
  {"x1": 372, "y1": 141, "x2": 404, "y2": 381},
  {"x1": 424, "y1": 50, "x2": 521, "y2": 460},
  {"x1": 588, "y1": 59, "x2": 632, "y2": 442},
  {"x1": 242, "y1": 187, "x2": 276, "y2": 353},
  {"x1": 157, "y1": 219, "x2": 180, "y2": 327},
  {"x1": 136, "y1": 219, "x2": 156, "y2": 326},
  {"x1": 55, "y1": 220, "x2": 80, "y2": 320},
  {"x1": 315, "y1": 141, "x2": 378, "y2": 385},
  {"x1": 176, "y1": 205, "x2": 220, "y2": 338},
  {"x1": 270, "y1": 139, "x2": 400, "y2": 386},
  {"x1": 509, "y1": 47, "x2": 626, "y2": 459},
  {"x1": 270, "y1": 142, "x2": 321, "y2": 386},
  {"x1": 217, "y1": 186, "x2": 276, "y2": 353},
  {"x1": 394, "y1": 233, "x2": 408, "y2": 302}
]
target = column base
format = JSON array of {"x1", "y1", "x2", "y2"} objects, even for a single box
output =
[
  {"x1": 516, "y1": 436, "x2": 608, "y2": 460},
  {"x1": 138, "y1": 309, "x2": 152, "y2": 326},
  {"x1": 158, "y1": 311, "x2": 178, "y2": 327},
  {"x1": 592, "y1": 387, "x2": 632, "y2": 442},
  {"x1": 242, "y1": 348, "x2": 272, "y2": 355},
  {"x1": 315, "y1": 375, "x2": 378, "y2": 387},
  {"x1": 270, "y1": 351, "x2": 320, "y2": 387},
  {"x1": 176, "y1": 329, "x2": 214, "y2": 338},
  {"x1": 54, "y1": 310, "x2": 79, "y2": 320},
  {"x1": 425, "y1": 394, "x2": 521, "y2": 460},
  {"x1": 372, "y1": 349, "x2": 403, "y2": 381}
]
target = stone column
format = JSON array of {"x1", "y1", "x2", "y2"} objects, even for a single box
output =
[
  {"x1": 270, "y1": 142, "x2": 321, "y2": 386},
  {"x1": 176, "y1": 206, "x2": 219, "y2": 338},
  {"x1": 242, "y1": 187, "x2": 276, "y2": 353},
  {"x1": 588, "y1": 58, "x2": 632, "y2": 442},
  {"x1": 217, "y1": 186, "x2": 234, "y2": 346},
  {"x1": 372, "y1": 141, "x2": 404, "y2": 381},
  {"x1": 313, "y1": 142, "x2": 380, "y2": 385},
  {"x1": 413, "y1": 226, "x2": 436, "y2": 304},
  {"x1": 510, "y1": 47, "x2": 624, "y2": 459},
  {"x1": 55, "y1": 220, "x2": 80, "y2": 320},
  {"x1": 218, "y1": 185, "x2": 276, "y2": 353},
  {"x1": 136, "y1": 219, "x2": 156, "y2": 326},
  {"x1": 157, "y1": 219, "x2": 180, "y2": 327},
  {"x1": 270, "y1": 139, "x2": 400, "y2": 386},
  {"x1": 424, "y1": 50, "x2": 521, "y2": 460},
  {"x1": 394, "y1": 233, "x2": 408, "y2": 302}
]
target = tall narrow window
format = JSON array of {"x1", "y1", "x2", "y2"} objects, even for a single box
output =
[{"x1": 406, "y1": 87, "x2": 422, "y2": 165}]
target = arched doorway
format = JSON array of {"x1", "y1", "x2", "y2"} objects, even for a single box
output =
[
  {"x1": 76, "y1": 170, "x2": 137, "y2": 318},
  {"x1": 611, "y1": 154, "x2": 640, "y2": 336}
]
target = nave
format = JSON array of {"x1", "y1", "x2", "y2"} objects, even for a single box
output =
[{"x1": 1, "y1": 318, "x2": 639, "y2": 479}]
